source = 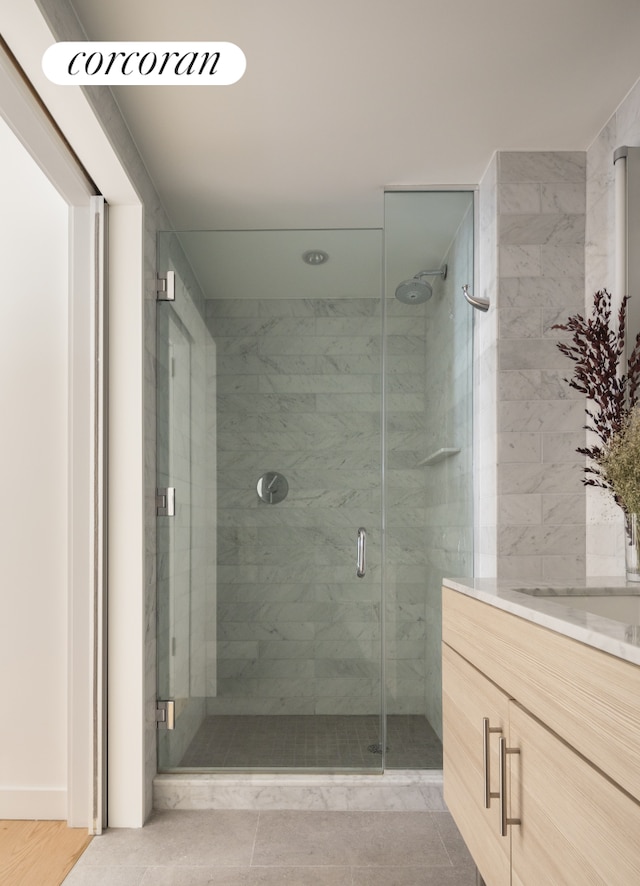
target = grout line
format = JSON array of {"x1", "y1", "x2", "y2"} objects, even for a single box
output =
[
  {"x1": 249, "y1": 809, "x2": 260, "y2": 868},
  {"x1": 432, "y1": 810, "x2": 457, "y2": 869}
]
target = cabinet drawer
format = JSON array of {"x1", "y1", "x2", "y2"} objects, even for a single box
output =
[
  {"x1": 443, "y1": 585, "x2": 640, "y2": 803},
  {"x1": 510, "y1": 702, "x2": 640, "y2": 885},
  {"x1": 443, "y1": 643, "x2": 511, "y2": 886}
]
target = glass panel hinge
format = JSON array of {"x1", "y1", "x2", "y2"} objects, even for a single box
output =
[
  {"x1": 156, "y1": 270, "x2": 175, "y2": 301},
  {"x1": 156, "y1": 700, "x2": 175, "y2": 730},
  {"x1": 156, "y1": 487, "x2": 175, "y2": 517}
]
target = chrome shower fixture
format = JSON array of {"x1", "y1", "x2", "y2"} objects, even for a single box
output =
[
  {"x1": 394, "y1": 265, "x2": 447, "y2": 304},
  {"x1": 462, "y1": 284, "x2": 490, "y2": 312}
]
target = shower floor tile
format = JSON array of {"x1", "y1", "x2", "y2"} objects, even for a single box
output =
[{"x1": 178, "y1": 715, "x2": 442, "y2": 770}]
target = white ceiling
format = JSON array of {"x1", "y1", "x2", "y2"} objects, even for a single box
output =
[
  {"x1": 68, "y1": 0, "x2": 640, "y2": 231},
  {"x1": 174, "y1": 228, "x2": 385, "y2": 299},
  {"x1": 168, "y1": 190, "x2": 472, "y2": 299}
]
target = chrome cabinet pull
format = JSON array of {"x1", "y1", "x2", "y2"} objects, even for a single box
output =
[
  {"x1": 498, "y1": 736, "x2": 521, "y2": 837},
  {"x1": 483, "y1": 717, "x2": 502, "y2": 808},
  {"x1": 356, "y1": 527, "x2": 366, "y2": 578}
]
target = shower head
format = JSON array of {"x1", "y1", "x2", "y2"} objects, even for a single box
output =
[
  {"x1": 395, "y1": 277, "x2": 433, "y2": 304},
  {"x1": 394, "y1": 265, "x2": 447, "y2": 305}
]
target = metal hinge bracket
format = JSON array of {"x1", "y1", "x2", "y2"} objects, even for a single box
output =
[
  {"x1": 156, "y1": 700, "x2": 175, "y2": 730},
  {"x1": 156, "y1": 270, "x2": 175, "y2": 301},
  {"x1": 156, "y1": 487, "x2": 175, "y2": 516}
]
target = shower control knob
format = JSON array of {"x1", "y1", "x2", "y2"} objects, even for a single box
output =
[{"x1": 257, "y1": 471, "x2": 289, "y2": 504}]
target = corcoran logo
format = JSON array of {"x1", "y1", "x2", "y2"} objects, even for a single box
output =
[{"x1": 42, "y1": 41, "x2": 246, "y2": 85}]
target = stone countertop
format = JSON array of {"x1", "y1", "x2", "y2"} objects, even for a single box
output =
[{"x1": 443, "y1": 577, "x2": 640, "y2": 667}]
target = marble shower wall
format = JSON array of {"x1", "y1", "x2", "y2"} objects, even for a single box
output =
[
  {"x1": 205, "y1": 296, "x2": 384, "y2": 716},
  {"x1": 585, "y1": 76, "x2": 640, "y2": 575},
  {"x1": 495, "y1": 151, "x2": 587, "y2": 580}
]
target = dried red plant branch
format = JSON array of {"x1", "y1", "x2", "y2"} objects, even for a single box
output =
[{"x1": 552, "y1": 289, "x2": 640, "y2": 496}]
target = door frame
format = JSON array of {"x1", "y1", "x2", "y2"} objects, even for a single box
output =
[
  {"x1": 0, "y1": 3, "x2": 147, "y2": 829},
  {"x1": 0, "y1": 38, "x2": 102, "y2": 828}
]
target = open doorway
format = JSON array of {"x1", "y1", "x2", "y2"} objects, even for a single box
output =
[
  {"x1": 0, "y1": 43, "x2": 106, "y2": 831},
  {"x1": 0, "y1": 111, "x2": 71, "y2": 819}
]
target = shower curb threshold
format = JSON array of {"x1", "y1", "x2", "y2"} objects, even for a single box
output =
[{"x1": 153, "y1": 770, "x2": 445, "y2": 812}]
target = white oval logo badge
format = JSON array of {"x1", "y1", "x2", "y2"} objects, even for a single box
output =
[{"x1": 42, "y1": 42, "x2": 246, "y2": 85}]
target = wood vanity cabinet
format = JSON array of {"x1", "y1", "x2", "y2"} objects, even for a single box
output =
[
  {"x1": 442, "y1": 585, "x2": 640, "y2": 886},
  {"x1": 442, "y1": 642, "x2": 510, "y2": 885}
]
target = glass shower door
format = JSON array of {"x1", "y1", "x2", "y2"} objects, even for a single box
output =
[
  {"x1": 383, "y1": 189, "x2": 474, "y2": 769},
  {"x1": 156, "y1": 228, "x2": 384, "y2": 772},
  {"x1": 156, "y1": 275, "x2": 211, "y2": 772}
]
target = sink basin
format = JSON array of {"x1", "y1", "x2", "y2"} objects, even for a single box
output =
[{"x1": 515, "y1": 588, "x2": 640, "y2": 625}]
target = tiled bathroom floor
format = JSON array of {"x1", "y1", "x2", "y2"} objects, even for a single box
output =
[
  {"x1": 62, "y1": 808, "x2": 477, "y2": 885},
  {"x1": 179, "y1": 715, "x2": 443, "y2": 770}
]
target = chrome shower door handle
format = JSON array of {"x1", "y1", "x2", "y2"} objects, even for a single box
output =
[{"x1": 356, "y1": 527, "x2": 366, "y2": 578}]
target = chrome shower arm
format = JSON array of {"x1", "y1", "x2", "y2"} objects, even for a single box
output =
[{"x1": 416, "y1": 265, "x2": 447, "y2": 280}]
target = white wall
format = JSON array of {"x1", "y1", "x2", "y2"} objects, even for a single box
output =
[{"x1": 0, "y1": 116, "x2": 69, "y2": 818}]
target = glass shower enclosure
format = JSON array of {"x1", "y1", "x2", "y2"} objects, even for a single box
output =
[{"x1": 156, "y1": 192, "x2": 474, "y2": 773}]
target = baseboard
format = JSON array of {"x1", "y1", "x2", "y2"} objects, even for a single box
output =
[{"x1": 0, "y1": 788, "x2": 67, "y2": 819}]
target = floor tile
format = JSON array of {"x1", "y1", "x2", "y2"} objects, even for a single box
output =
[
  {"x1": 434, "y1": 811, "x2": 476, "y2": 868},
  {"x1": 62, "y1": 808, "x2": 478, "y2": 886},
  {"x1": 63, "y1": 868, "x2": 147, "y2": 885},
  {"x1": 251, "y1": 810, "x2": 451, "y2": 867},
  {"x1": 141, "y1": 866, "x2": 352, "y2": 884},
  {"x1": 351, "y1": 866, "x2": 477, "y2": 885},
  {"x1": 179, "y1": 714, "x2": 442, "y2": 770},
  {"x1": 73, "y1": 811, "x2": 259, "y2": 867}
]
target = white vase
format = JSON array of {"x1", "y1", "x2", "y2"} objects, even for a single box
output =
[{"x1": 624, "y1": 512, "x2": 640, "y2": 582}]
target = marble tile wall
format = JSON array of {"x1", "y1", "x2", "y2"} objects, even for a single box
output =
[
  {"x1": 585, "y1": 77, "x2": 640, "y2": 575},
  {"x1": 206, "y1": 296, "x2": 385, "y2": 715},
  {"x1": 495, "y1": 151, "x2": 587, "y2": 580}
]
